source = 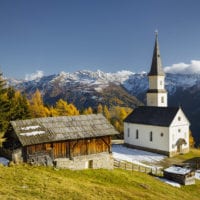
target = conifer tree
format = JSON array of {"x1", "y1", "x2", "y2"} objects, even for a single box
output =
[
  {"x1": 97, "y1": 104, "x2": 103, "y2": 113},
  {"x1": 54, "y1": 99, "x2": 79, "y2": 116},
  {"x1": 68, "y1": 104, "x2": 79, "y2": 115},
  {"x1": 87, "y1": 107, "x2": 93, "y2": 114},
  {"x1": 103, "y1": 105, "x2": 110, "y2": 120},
  {"x1": 55, "y1": 99, "x2": 69, "y2": 116},
  {"x1": 7, "y1": 89, "x2": 30, "y2": 120},
  {"x1": 49, "y1": 106, "x2": 58, "y2": 117},
  {"x1": 0, "y1": 72, "x2": 9, "y2": 133},
  {"x1": 29, "y1": 89, "x2": 50, "y2": 118},
  {"x1": 82, "y1": 107, "x2": 93, "y2": 115}
]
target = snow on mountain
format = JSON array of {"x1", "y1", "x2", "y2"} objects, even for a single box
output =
[
  {"x1": 51, "y1": 70, "x2": 134, "y2": 85},
  {"x1": 7, "y1": 69, "x2": 200, "y2": 96}
]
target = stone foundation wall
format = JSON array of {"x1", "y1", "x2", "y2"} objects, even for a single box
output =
[
  {"x1": 0, "y1": 148, "x2": 23, "y2": 163},
  {"x1": 54, "y1": 152, "x2": 114, "y2": 170},
  {"x1": 27, "y1": 153, "x2": 53, "y2": 166}
]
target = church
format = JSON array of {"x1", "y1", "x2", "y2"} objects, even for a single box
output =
[{"x1": 124, "y1": 33, "x2": 190, "y2": 157}]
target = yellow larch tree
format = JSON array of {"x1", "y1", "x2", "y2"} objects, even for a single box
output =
[{"x1": 29, "y1": 89, "x2": 50, "y2": 118}]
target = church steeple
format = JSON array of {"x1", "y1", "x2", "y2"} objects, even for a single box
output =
[
  {"x1": 146, "y1": 32, "x2": 168, "y2": 107},
  {"x1": 148, "y1": 31, "x2": 165, "y2": 76}
]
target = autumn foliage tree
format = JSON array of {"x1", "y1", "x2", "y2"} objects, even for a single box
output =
[
  {"x1": 83, "y1": 107, "x2": 93, "y2": 115},
  {"x1": 97, "y1": 104, "x2": 103, "y2": 113},
  {"x1": 29, "y1": 89, "x2": 50, "y2": 118},
  {"x1": 110, "y1": 106, "x2": 132, "y2": 136},
  {"x1": 54, "y1": 99, "x2": 79, "y2": 116},
  {"x1": 96, "y1": 104, "x2": 132, "y2": 137},
  {"x1": 7, "y1": 88, "x2": 30, "y2": 121},
  {"x1": 103, "y1": 105, "x2": 110, "y2": 121},
  {"x1": 189, "y1": 130, "x2": 195, "y2": 147}
]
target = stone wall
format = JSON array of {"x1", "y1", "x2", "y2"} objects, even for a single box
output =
[
  {"x1": 27, "y1": 153, "x2": 53, "y2": 166},
  {"x1": 0, "y1": 148, "x2": 23, "y2": 163},
  {"x1": 54, "y1": 152, "x2": 114, "y2": 170}
]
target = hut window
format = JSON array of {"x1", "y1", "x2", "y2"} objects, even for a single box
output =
[
  {"x1": 136, "y1": 129, "x2": 139, "y2": 139},
  {"x1": 127, "y1": 128, "x2": 130, "y2": 137},
  {"x1": 150, "y1": 132, "x2": 153, "y2": 142}
]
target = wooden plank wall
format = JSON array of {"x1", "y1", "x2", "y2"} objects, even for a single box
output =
[{"x1": 26, "y1": 136, "x2": 111, "y2": 159}]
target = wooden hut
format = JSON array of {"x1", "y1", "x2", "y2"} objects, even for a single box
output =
[
  {"x1": 164, "y1": 165, "x2": 195, "y2": 185},
  {"x1": 2, "y1": 114, "x2": 119, "y2": 169}
]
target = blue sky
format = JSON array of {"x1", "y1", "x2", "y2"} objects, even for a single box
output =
[{"x1": 0, "y1": 0, "x2": 200, "y2": 79}]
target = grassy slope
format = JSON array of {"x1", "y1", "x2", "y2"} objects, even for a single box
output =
[
  {"x1": 0, "y1": 164, "x2": 199, "y2": 200},
  {"x1": 159, "y1": 148, "x2": 200, "y2": 168}
]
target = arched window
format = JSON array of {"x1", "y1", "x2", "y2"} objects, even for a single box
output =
[{"x1": 161, "y1": 96, "x2": 164, "y2": 103}]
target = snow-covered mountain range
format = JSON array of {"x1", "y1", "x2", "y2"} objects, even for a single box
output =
[
  {"x1": 7, "y1": 69, "x2": 200, "y2": 144},
  {"x1": 8, "y1": 69, "x2": 200, "y2": 98}
]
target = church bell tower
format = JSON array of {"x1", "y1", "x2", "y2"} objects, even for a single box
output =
[{"x1": 146, "y1": 32, "x2": 167, "y2": 107}]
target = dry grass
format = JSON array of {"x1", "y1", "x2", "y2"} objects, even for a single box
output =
[
  {"x1": 158, "y1": 148, "x2": 200, "y2": 168},
  {"x1": 0, "y1": 163, "x2": 199, "y2": 200}
]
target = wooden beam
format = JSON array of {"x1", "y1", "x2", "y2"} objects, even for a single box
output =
[
  {"x1": 70, "y1": 140, "x2": 79, "y2": 159},
  {"x1": 101, "y1": 137, "x2": 111, "y2": 153}
]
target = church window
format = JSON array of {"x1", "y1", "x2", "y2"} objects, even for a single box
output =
[
  {"x1": 136, "y1": 129, "x2": 139, "y2": 139},
  {"x1": 178, "y1": 129, "x2": 181, "y2": 133},
  {"x1": 160, "y1": 133, "x2": 164, "y2": 137},
  {"x1": 160, "y1": 80, "x2": 162, "y2": 85},
  {"x1": 161, "y1": 96, "x2": 164, "y2": 103},
  {"x1": 178, "y1": 116, "x2": 181, "y2": 121},
  {"x1": 127, "y1": 128, "x2": 130, "y2": 137},
  {"x1": 150, "y1": 131, "x2": 153, "y2": 141}
]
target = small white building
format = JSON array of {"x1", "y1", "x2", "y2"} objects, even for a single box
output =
[{"x1": 124, "y1": 33, "x2": 190, "y2": 157}]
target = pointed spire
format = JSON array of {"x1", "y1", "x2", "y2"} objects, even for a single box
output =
[{"x1": 148, "y1": 31, "x2": 165, "y2": 76}]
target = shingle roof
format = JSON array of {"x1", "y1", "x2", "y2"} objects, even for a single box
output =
[
  {"x1": 148, "y1": 33, "x2": 165, "y2": 76},
  {"x1": 124, "y1": 106, "x2": 180, "y2": 126},
  {"x1": 11, "y1": 114, "x2": 119, "y2": 146}
]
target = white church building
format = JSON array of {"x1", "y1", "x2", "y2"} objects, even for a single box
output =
[{"x1": 124, "y1": 33, "x2": 190, "y2": 157}]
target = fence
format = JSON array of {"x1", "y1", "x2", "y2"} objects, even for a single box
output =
[{"x1": 114, "y1": 159, "x2": 163, "y2": 176}]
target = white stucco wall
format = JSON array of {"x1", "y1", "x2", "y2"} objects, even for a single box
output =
[
  {"x1": 149, "y1": 75, "x2": 165, "y2": 90},
  {"x1": 124, "y1": 122, "x2": 169, "y2": 152},
  {"x1": 147, "y1": 75, "x2": 167, "y2": 107},
  {"x1": 124, "y1": 108, "x2": 190, "y2": 155},
  {"x1": 169, "y1": 109, "x2": 190, "y2": 152},
  {"x1": 147, "y1": 92, "x2": 167, "y2": 107}
]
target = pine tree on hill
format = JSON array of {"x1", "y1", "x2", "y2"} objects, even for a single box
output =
[
  {"x1": 7, "y1": 88, "x2": 31, "y2": 120},
  {"x1": 0, "y1": 72, "x2": 9, "y2": 133},
  {"x1": 29, "y1": 89, "x2": 50, "y2": 118}
]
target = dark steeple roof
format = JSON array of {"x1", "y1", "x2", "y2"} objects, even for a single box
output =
[
  {"x1": 148, "y1": 32, "x2": 165, "y2": 76},
  {"x1": 124, "y1": 106, "x2": 179, "y2": 127}
]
